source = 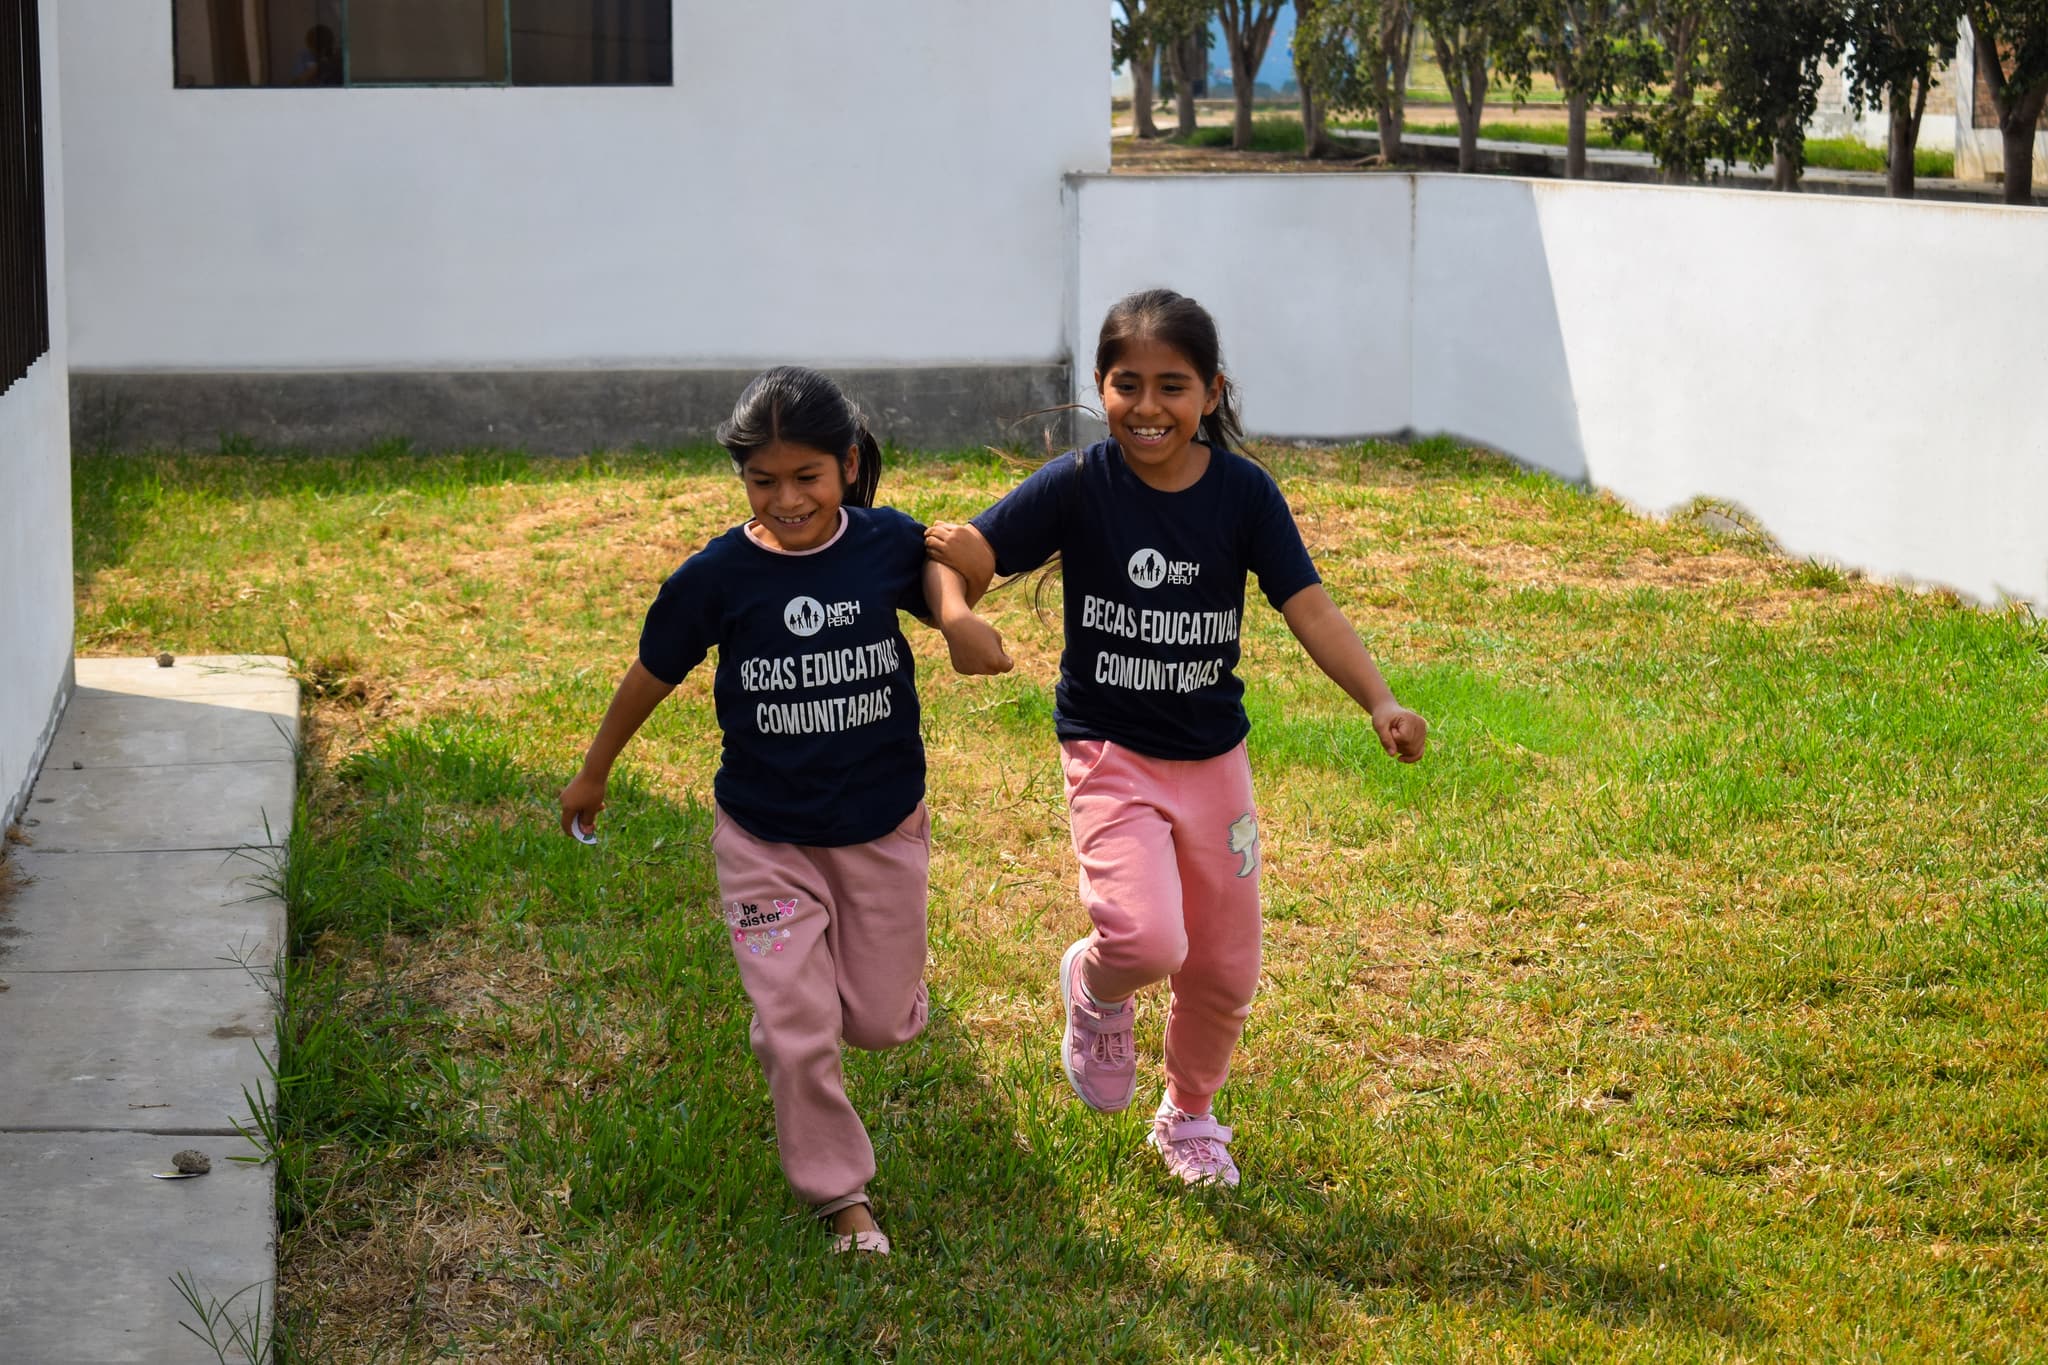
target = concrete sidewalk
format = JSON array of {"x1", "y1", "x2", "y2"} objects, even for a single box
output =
[{"x1": 0, "y1": 656, "x2": 297, "y2": 1365}]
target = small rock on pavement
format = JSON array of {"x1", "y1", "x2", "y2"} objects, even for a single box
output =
[
  {"x1": 156, "y1": 652, "x2": 175, "y2": 668},
  {"x1": 171, "y1": 1149, "x2": 211, "y2": 1175}
]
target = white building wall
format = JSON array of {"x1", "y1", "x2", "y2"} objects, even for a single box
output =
[
  {"x1": 1068, "y1": 175, "x2": 1413, "y2": 439},
  {"x1": 2, "y1": 0, "x2": 74, "y2": 827},
  {"x1": 1072, "y1": 173, "x2": 2048, "y2": 607},
  {"x1": 59, "y1": 0, "x2": 1108, "y2": 372}
]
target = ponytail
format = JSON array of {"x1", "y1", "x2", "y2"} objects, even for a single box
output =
[
  {"x1": 1200, "y1": 376, "x2": 1245, "y2": 453},
  {"x1": 847, "y1": 421, "x2": 882, "y2": 509},
  {"x1": 717, "y1": 366, "x2": 885, "y2": 506}
]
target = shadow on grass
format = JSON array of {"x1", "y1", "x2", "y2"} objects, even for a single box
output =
[{"x1": 1201, "y1": 1182, "x2": 1756, "y2": 1342}]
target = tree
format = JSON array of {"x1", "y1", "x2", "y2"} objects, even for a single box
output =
[
  {"x1": 1841, "y1": 0, "x2": 1963, "y2": 198},
  {"x1": 1296, "y1": 0, "x2": 1420, "y2": 161},
  {"x1": 1964, "y1": 3, "x2": 2048, "y2": 204},
  {"x1": 1414, "y1": 0, "x2": 1534, "y2": 171},
  {"x1": 1500, "y1": 2, "x2": 1635, "y2": 177},
  {"x1": 1710, "y1": 0, "x2": 1849, "y2": 190},
  {"x1": 1614, "y1": 0, "x2": 1736, "y2": 181},
  {"x1": 1295, "y1": 0, "x2": 1338, "y2": 155},
  {"x1": 1158, "y1": 1, "x2": 1216, "y2": 135},
  {"x1": 1217, "y1": 0, "x2": 1289, "y2": 147},
  {"x1": 1115, "y1": 1, "x2": 1164, "y2": 138}
]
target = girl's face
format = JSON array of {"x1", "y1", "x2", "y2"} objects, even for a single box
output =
[
  {"x1": 1097, "y1": 336, "x2": 1223, "y2": 491},
  {"x1": 741, "y1": 439, "x2": 855, "y2": 552}
]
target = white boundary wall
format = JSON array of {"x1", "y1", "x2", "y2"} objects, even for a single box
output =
[
  {"x1": 2, "y1": 0, "x2": 73, "y2": 826},
  {"x1": 1073, "y1": 173, "x2": 2048, "y2": 607},
  {"x1": 59, "y1": 0, "x2": 1107, "y2": 371}
]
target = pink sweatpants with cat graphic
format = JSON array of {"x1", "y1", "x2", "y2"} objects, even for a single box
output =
[
  {"x1": 1062, "y1": 739, "x2": 1263, "y2": 1116},
  {"x1": 710, "y1": 802, "x2": 931, "y2": 1216}
]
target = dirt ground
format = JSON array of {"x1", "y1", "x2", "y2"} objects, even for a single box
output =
[
  {"x1": 1111, "y1": 100, "x2": 1575, "y2": 174},
  {"x1": 1112, "y1": 136, "x2": 1393, "y2": 175}
]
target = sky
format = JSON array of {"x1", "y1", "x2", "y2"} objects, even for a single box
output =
[{"x1": 1114, "y1": 4, "x2": 1300, "y2": 89}]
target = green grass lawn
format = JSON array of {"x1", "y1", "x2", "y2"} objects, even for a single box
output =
[
  {"x1": 1180, "y1": 116, "x2": 1956, "y2": 180},
  {"x1": 74, "y1": 441, "x2": 2048, "y2": 1361}
]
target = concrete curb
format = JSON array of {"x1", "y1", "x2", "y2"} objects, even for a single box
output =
[{"x1": 0, "y1": 656, "x2": 296, "y2": 1364}]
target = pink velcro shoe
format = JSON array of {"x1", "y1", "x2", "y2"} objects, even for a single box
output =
[
  {"x1": 1147, "y1": 1099, "x2": 1240, "y2": 1187},
  {"x1": 1059, "y1": 937, "x2": 1138, "y2": 1112}
]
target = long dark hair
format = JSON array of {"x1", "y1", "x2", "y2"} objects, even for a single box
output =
[
  {"x1": 1094, "y1": 288, "x2": 1245, "y2": 453},
  {"x1": 716, "y1": 366, "x2": 883, "y2": 508}
]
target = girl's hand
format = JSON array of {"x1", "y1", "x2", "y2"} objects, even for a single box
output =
[
  {"x1": 1372, "y1": 702, "x2": 1428, "y2": 763},
  {"x1": 926, "y1": 522, "x2": 997, "y2": 595},
  {"x1": 941, "y1": 612, "x2": 1014, "y2": 676},
  {"x1": 559, "y1": 770, "x2": 608, "y2": 839}
]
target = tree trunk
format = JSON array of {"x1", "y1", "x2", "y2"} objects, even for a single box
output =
[
  {"x1": 2001, "y1": 119, "x2": 2038, "y2": 204},
  {"x1": 1376, "y1": 96, "x2": 1406, "y2": 163},
  {"x1": 1231, "y1": 35, "x2": 1258, "y2": 149},
  {"x1": 1773, "y1": 115, "x2": 1803, "y2": 191},
  {"x1": 1434, "y1": 36, "x2": 1487, "y2": 174},
  {"x1": 1773, "y1": 145, "x2": 1801, "y2": 190},
  {"x1": 1971, "y1": 21, "x2": 2044, "y2": 205},
  {"x1": 1295, "y1": 24, "x2": 1330, "y2": 159},
  {"x1": 1662, "y1": 18, "x2": 1698, "y2": 185},
  {"x1": 1131, "y1": 46, "x2": 1160, "y2": 139},
  {"x1": 1368, "y1": 11, "x2": 1414, "y2": 164},
  {"x1": 1169, "y1": 34, "x2": 1200, "y2": 137},
  {"x1": 1886, "y1": 79, "x2": 1924, "y2": 200},
  {"x1": 1566, "y1": 89, "x2": 1589, "y2": 179},
  {"x1": 1300, "y1": 81, "x2": 1331, "y2": 158}
]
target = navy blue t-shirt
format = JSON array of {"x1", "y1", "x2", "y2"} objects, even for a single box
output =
[
  {"x1": 971, "y1": 440, "x2": 1320, "y2": 761},
  {"x1": 638, "y1": 506, "x2": 929, "y2": 847}
]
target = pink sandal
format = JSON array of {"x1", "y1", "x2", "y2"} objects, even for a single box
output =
[{"x1": 831, "y1": 1229, "x2": 892, "y2": 1255}]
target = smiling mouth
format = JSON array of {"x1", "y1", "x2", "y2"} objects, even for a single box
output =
[
  {"x1": 1126, "y1": 426, "x2": 1171, "y2": 443},
  {"x1": 773, "y1": 513, "x2": 813, "y2": 526}
]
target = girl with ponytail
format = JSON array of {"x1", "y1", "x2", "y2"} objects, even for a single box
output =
[
  {"x1": 926, "y1": 290, "x2": 1426, "y2": 1190},
  {"x1": 561, "y1": 366, "x2": 1009, "y2": 1255}
]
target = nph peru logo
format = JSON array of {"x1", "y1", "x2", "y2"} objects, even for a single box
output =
[
  {"x1": 783, "y1": 596, "x2": 826, "y2": 637},
  {"x1": 1127, "y1": 548, "x2": 1167, "y2": 589}
]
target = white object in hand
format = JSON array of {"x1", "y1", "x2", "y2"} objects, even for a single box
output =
[{"x1": 573, "y1": 819, "x2": 598, "y2": 845}]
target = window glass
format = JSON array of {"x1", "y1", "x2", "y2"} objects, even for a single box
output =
[
  {"x1": 175, "y1": 0, "x2": 340, "y2": 89},
  {"x1": 510, "y1": 0, "x2": 671, "y2": 86},
  {"x1": 349, "y1": 0, "x2": 505, "y2": 84},
  {"x1": 171, "y1": 0, "x2": 671, "y2": 87}
]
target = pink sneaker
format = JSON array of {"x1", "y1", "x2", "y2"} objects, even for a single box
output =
[
  {"x1": 1148, "y1": 1098, "x2": 1240, "y2": 1187},
  {"x1": 1059, "y1": 937, "x2": 1137, "y2": 1112}
]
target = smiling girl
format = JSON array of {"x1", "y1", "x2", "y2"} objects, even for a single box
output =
[
  {"x1": 561, "y1": 366, "x2": 1008, "y2": 1254},
  {"x1": 927, "y1": 289, "x2": 1426, "y2": 1188}
]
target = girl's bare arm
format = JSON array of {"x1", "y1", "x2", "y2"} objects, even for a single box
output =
[
  {"x1": 560, "y1": 659, "x2": 677, "y2": 834},
  {"x1": 925, "y1": 560, "x2": 1013, "y2": 676},
  {"x1": 1279, "y1": 585, "x2": 1427, "y2": 763},
  {"x1": 925, "y1": 522, "x2": 998, "y2": 598}
]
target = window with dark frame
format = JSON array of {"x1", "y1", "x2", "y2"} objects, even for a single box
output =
[
  {"x1": 171, "y1": 0, "x2": 673, "y2": 89},
  {"x1": 1, "y1": 0, "x2": 51, "y2": 400}
]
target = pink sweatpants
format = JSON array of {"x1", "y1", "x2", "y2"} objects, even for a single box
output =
[
  {"x1": 1061, "y1": 739, "x2": 1263, "y2": 1115},
  {"x1": 710, "y1": 802, "x2": 931, "y2": 1215}
]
